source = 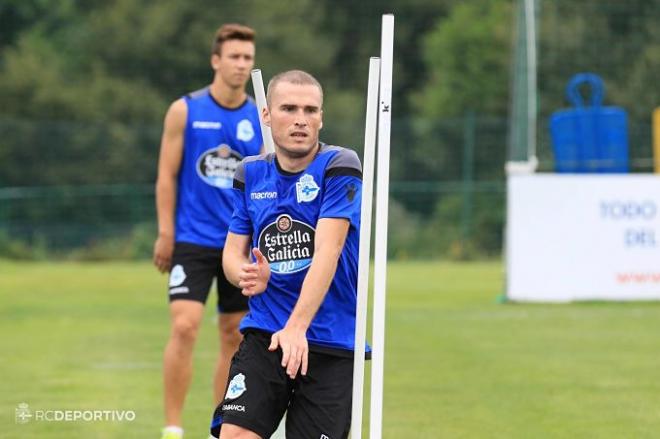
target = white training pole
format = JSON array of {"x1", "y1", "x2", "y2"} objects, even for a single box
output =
[
  {"x1": 350, "y1": 56, "x2": 380, "y2": 439},
  {"x1": 370, "y1": 14, "x2": 393, "y2": 439},
  {"x1": 250, "y1": 69, "x2": 285, "y2": 439},
  {"x1": 524, "y1": 0, "x2": 538, "y2": 166},
  {"x1": 251, "y1": 69, "x2": 275, "y2": 153}
]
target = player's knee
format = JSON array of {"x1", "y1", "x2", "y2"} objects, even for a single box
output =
[
  {"x1": 171, "y1": 317, "x2": 200, "y2": 343},
  {"x1": 219, "y1": 323, "x2": 242, "y2": 347}
]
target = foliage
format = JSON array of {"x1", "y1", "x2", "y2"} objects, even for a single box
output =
[
  {"x1": 0, "y1": 0, "x2": 459, "y2": 186},
  {"x1": 415, "y1": 0, "x2": 512, "y2": 118},
  {"x1": 0, "y1": 230, "x2": 46, "y2": 259},
  {"x1": 3, "y1": 0, "x2": 660, "y2": 258},
  {"x1": 0, "y1": 222, "x2": 156, "y2": 261},
  {"x1": 66, "y1": 222, "x2": 157, "y2": 261}
]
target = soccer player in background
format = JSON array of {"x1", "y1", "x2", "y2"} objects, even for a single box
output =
[
  {"x1": 153, "y1": 24, "x2": 263, "y2": 439},
  {"x1": 210, "y1": 70, "x2": 363, "y2": 439}
]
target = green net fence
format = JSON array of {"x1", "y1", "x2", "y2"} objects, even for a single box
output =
[
  {"x1": 510, "y1": 0, "x2": 660, "y2": 170},
  {"x1": 0, "y1": 113, "x2": 507, "y2": 260}
]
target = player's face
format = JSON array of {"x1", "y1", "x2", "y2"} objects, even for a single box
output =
[
  {"x1": 265, "y1": 82, "x2": 323, "y2": 159},
  {"x1": 212, "y1": 40, "x2": 255, "y2": 89}
]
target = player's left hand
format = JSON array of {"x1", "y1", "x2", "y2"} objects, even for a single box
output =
[{"x1": 269, "y1": 325, "x2": 309, "y2": 379}]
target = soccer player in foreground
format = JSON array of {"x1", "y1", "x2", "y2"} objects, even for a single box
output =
[
  {"x1": 153, "y1": 24, "x2": 263, "y2": 439},
  {"x1": 210, "y1": 70, "x2": 363, "y2": 439}
]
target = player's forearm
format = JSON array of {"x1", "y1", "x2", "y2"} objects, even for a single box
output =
[
  {"x1": 222, "y1": 234, "x2": 252, "y2": 287},
  {"x1": 223, "y1": 254, "x2": 249, "y2": 287},
  {"x1": 287, "y1": 244, "x2": 343, "y2": 330},
  {"x1": 155, "y1": 175, "x2": 177, "y2": 237}
]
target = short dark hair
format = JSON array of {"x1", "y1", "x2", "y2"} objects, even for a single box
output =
[
  {"x1": 266, "y1": 70, "x2": 324, "y2": 106},
  {"x1": 212, "y1": 23, "x2": 255, "y2": 55}
]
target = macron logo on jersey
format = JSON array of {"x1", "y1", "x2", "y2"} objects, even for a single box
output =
[
  {"x1": 192, "y1": 121, "x2": 222, "y2": 129},
  {"x1": 251, "y1": 191, "x2": 278, "y2": 200}
]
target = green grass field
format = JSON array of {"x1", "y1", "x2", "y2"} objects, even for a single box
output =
[{"x1": 2, "y1": 259, "x2": 660, "y2": 438}]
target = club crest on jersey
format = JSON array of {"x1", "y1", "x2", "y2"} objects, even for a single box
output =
[
  {"x1": 196, "y1": 144, "x2": 243, "y2": 188},
  {"x1": 258, "y1": 214, "x2": 315, "y2": 274},
  {"x1": 236, "y1": 119, "x2": 255, "y2": 141},
  {"x1": 296, "y1": 174, "x2": 320, "y2": 203},
  {"x1": 225, "y1": 373, "x2": 247, "y2": 400}
]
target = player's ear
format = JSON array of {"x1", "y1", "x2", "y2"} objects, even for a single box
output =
[
  {"x1": 263, "y1": 107, "x2": 271, "y2": 127},
  {"x1": 211, "y1": 53, "x2": 221, "y2": 70},
  {"x1": 319, "y1": 110, "x2": 323, "y2": 130}
]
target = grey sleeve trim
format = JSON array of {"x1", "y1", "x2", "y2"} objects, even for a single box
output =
[
  {"x1": 243, "y1": 152, "x2": 274, "y2": 164},
  {"x1": 327, "y1": 147, "x2": 362, "y2": 173},
  {"x1": 186, "y1": 86, "x2": 209, "y2": 99},
  {"x1": 233, "y1": 161, "x2": 246, "y2": 185}
]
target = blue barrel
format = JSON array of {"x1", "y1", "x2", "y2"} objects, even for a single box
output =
[{"x1": 549, "y1": 73, "x2": 629, "y2": 173}]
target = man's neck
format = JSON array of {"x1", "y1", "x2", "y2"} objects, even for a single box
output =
[
  {"x1": 276, "y1": 144, "x2": 320, "y2": 174},
  {"x1": 209, "y1": 79, "x2": 246, "y2": 109}
]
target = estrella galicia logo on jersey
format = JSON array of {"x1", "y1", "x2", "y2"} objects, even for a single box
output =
[
  {"x1": 225, "y1": 373, "x2": 247, "y2": 400},
  {"x1": 258, "y1": 214, "x2": 315, "y2": 274},
  {"x1": 296, "y1": 174, "x2": 320, "y2": 203},
  {"x1": 196, "y1": 144, "x2": 243, "y2": 188},
  {"x1": 236, "y1": 119, "x2": 255, "y2": 141}
]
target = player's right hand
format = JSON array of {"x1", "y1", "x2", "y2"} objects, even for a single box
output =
[
  {"x1": 153, "y1": 234, "x2": 174, "y2": 273},
  {"x1": 238, "y1": 248, "x2": 271, "y2": 296},
  {"x1": 268, "y1": 324, "x2": 309, "y2": 378}
]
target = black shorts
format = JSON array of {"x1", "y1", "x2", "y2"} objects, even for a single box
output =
[
  {"x1": 210, "y1": 330, "x2": 354, "y2": 439},
  {"x1": 167, "y1": 242, "x2": 248, "y2": 313}
]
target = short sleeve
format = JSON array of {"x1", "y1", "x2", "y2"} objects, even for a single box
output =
[
  {"x1": 228, "y1": 161, "x2": 252, "y2": 235},
  {"x1": 319, "y1": 148, "x2": 362, "y2": 224}
]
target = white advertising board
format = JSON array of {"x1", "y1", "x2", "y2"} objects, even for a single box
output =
[{"x1": 507, "y1": 174, "x2": 660, "y2": 302}]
